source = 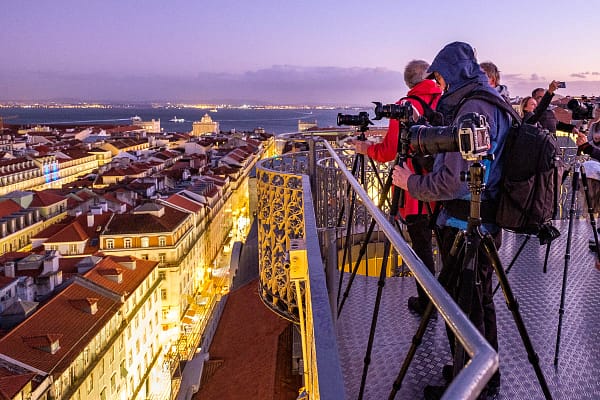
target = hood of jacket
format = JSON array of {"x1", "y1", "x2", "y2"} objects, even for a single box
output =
[
  {"x1": 427, "y1": 42, "x2": 489, "y2": 96},
  {"x1": 427, "y1": 42, "x2": 498, "y2": 123}
]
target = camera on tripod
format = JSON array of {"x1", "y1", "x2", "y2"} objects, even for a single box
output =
[
  {"x1": 372, "y1": 106, "x2": 491, "y2": 161},
  {"x1": 567, "y1": 97, "x2": 595, "y2": 120},
  {"x1": 337, "y1": 111, "x2": 373, "y2": 129},
  {"x1": 372, "y1": 101, "x2": 415, "y2": 123}
]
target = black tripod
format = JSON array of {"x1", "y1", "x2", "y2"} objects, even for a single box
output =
[
  {"x1": 554, "y1": 154, "x2": 600, "y2": 366},
  {"x1": 337, "y1": 122, "x2": 414, "y2": 317},
  {"x1": 340, "y1": 122, "x2": 415, "y2": 399},
  {"x1": 388, "y1": 158, "x2": 553, "y2": 400},
  {"x1": 335, "y1": 123, "x2": 393, "y2": 308}
]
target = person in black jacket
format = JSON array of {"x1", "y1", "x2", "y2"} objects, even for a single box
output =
[{"x1": 532, "y1": 84, "x2": 579, "y2": 135}]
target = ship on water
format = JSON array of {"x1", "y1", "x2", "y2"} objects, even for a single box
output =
[{"x1": 169, "y1": 116, "x2": 185, "y2": 122}]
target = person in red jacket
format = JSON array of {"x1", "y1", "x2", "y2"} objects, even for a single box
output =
[{"x1": 351, "y1": 59, "x2": 442, "y2": 315}]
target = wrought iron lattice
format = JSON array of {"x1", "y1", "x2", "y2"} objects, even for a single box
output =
[{"x1": 256, "y1": 160, "x2": 306, "y2": 323}]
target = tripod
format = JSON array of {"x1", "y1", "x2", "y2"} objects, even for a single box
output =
[
  {"x1": 388, "y1": 158, "x2": 553, "y2": 400},
  {"x1": 554, "y1": 154, "x2": 600, "y2": 366},
  {"x1": 334, "y1": 122, "x2": 415, "y2": 399},
  {"x1": 337, "y1": 122, "x2": 414, "y2": 316},
  {"x1": 335, "y1": 124, "x2": 394, "y2": 308}
]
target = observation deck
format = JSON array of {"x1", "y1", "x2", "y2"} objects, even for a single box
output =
[{"x1": 255, "y1": 134, "x2": 600, "y2": 400}]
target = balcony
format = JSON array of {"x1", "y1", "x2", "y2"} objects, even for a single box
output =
[{"x1": 255, "y1": 135, "x2": 600, "y2": 399}]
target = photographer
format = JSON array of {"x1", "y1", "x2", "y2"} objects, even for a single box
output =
[
  {"x1": 577, "y1": 121, "x2": 600, "y2": 162},
  {"x1": 532, "y1": 85, "x2": 579, "y2": 135},
  {"x1": 480, "y1": 61, "x2": 510, "y2": 103},
  {"x1": 527, "y1": 80, "x2": 569, "y2": 127},
  {"x1": 392, "y1": 42, "x2": 512, "y2": 400},
  {"x1": 351, "y1": 59, "x2": 442, "y2": 315}
]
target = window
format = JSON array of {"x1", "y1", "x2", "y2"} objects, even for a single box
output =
[
  {"x1": 159, "y1": 253, "x2": 166, "y2": 264},
  {"x1": 141, "y1": 237, "x2": 149, "y2": 247},
  {"x1": 106, "y1": 239, "x2": 114, "y2": 249},
  {"x1": 161, "y1": 289, "x2": 167, "y2": 301},
  {"x1": 99, "y1": 359, "x2": 104, "y2": 377},
  {"x1": 87, "y1": 372, "x2": 94, "y2": 393},
  {"x1": 124, "y1": 238, "x2": 132, "y2": 248},
  {"x1": 111, "y1": 373, "x2": 117, "y2": 391},
  {"x1": 159, "y1": 271, "x2": 166, "y2": 280},
  {"x1": 159, "y1": 236, "x2": 166, "y2": 247}
]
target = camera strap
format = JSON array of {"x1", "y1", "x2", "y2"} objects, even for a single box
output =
[{"x1": 402, "y1": 94, "x2": 443, "y2": 126}]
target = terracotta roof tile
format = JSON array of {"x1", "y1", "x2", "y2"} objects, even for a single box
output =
[
  {"x1": 0, "y1": 200, "x2": 21, "y2": 219},
  {"x1": 83, "y1": 256, "x2": 157, "y2": 298},
  {"x1": 103, "y1": 205, "x2": 189, "y2": 235},
  {"x1": 29, "y1": 191, "x2": 66, "y2": 207},
  {"x1": 0, "y1": 282, "x2": 121, "y2": 376}
]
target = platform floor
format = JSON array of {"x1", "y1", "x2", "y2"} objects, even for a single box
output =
[{"x1": 336, "y1": 219, "x2": 600, "y2": 399}]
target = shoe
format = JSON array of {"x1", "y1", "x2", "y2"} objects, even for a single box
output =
[
  {"x1": 442, "y1": 364, "x2": 454, "y2": 382},
  {"x1": 423, "y1": 384, "x2": 447, "y2": 400},
  {"x1": 407, "y1": 296, "x2": 425, "y2": 315}
]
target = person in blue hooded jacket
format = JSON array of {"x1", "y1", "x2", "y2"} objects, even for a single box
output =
[{"x1": 392, "y1": 42, "x2": 511, "y2": 399}]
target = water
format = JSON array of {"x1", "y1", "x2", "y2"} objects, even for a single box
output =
[{"x1": 0, "y1": 107, "x2": 385, "y2": 135}]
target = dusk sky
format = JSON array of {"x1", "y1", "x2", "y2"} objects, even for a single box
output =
[{"x1": 3, "y1": 0, "x2": 600, "y2": 105}]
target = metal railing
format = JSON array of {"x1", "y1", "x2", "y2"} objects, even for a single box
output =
[{"x1": 256, "y1": 136, "x2": 498, "y2": 399}]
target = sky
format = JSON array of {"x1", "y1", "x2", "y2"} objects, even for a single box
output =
[{"x1": 2, "y1": 0, "x2": 600, "y2": 105}]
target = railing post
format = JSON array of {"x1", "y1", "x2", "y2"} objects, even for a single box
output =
[
  {"x1": 308, "y1": 137, "x2": 317, "y2": 201},
  {"x1": 324, "y1": 227, "x2": 338, "y2": 320}
]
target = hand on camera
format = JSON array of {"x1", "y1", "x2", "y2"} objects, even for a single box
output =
[
  {"x1": 576, "y1": 132, "x2": 588, "y2": 147},
  {"x1": 548, "y1": 80, "x2": 559, "y2": 94}
]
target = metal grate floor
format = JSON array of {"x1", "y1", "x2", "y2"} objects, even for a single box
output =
[{"x1": 335, "y1": 219, "x2": 600, "y2": 399}]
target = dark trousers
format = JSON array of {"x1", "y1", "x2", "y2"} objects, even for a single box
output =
[
  {"x1": 438, "y1": 226, "x2": 500, "y2": 381},
  {"x1": 405, "y1": 214, "x2": 436, "y2": 306}
]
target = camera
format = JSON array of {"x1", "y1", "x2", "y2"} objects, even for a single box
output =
[
  {"x1": 407, "y1": 112, "x2": 490, "y2": 161},
  {"x1": 567, "y1": 97, "x2": 594, "y2": 120},
  {"x1": 337, "y1": 112, "x2": 372, "y2": 128},
  {"x1": 372, "y1": 101, "x2": 414, "y2": 122},
  {"x1": 557, "y1": 81, "x2": 566, "y2": 88}
]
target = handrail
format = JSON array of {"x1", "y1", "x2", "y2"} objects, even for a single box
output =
[
  {"x1": 300, "y1": 175, "x2": 345, "y2": 399},
  {"x1": 322, "y1": 140, "x2": 498, "y2": 400}
]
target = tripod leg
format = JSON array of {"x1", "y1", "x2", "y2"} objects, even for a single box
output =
[
  {"x1": 338, "y1": 157, "x2": 402, "y2": 316},
  {"x1": 543, "y1": 242, "x2": 552, "y2": 274},
  {"x1": 358, "y1": 234, "x2": 393, "y2": 400},
  {"x1": 555, "y1": 170, "x2": 579, "y2": 367},
  {"x1": 338, "y1": 218, "x2": 378, "y2": 317},
  {"x1": 388, "y1": 233, "x2": 465, "y2": 399},
  {"x1": 580, "y1": 167, "x2": 600, "y2": 261},
  {"x1": 336, "y1": 189, "x2": 358, "y2": 307},
  {"x1": 493, "y1": 235, "x2": 531, "y2": 295},
  {"x1": 481, "y1": 235, "x2": 553, "y2": 400}
]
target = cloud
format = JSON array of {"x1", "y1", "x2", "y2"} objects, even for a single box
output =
[
  {"x1": 571, "y1": 73, "x2": 587, "y2": 79},
  {"x1": 0, "y1": 66, "x2": 406, "y2": 105},
  {"x1": 529, "y1": 73, "x2": 546, "y2": 81}
]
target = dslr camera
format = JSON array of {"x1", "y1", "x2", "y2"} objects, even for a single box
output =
[
  {"x1": 372, "y1": 101, "x2": 415, "y2": 123},
  {"x1": 337, "y1": 111, "x2": 373, "y2": 129},
  {"x1": 567, "y1": 97, "x2": 594, "y2": 120},
  {"x1": 408, "y1": 112, "x2": 490, "y2": 161}
]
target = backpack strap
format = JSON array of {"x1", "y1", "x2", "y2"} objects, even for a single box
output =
[
  {"x1": 402, "y1": 95, "x2": 435, "y2": 119},
  {"x1": 458, "y1": 90, "x2": 521, "y2": 127}
]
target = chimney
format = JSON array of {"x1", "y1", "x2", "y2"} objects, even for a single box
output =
[
  {"x1": 87, "y1": 213, "x2": 94, "y2": 228},
  {"x1": 4, "y1": 262, "x2": 15, "y2": 278}
]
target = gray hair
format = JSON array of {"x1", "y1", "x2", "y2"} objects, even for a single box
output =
[
  {"x1": 480, "y1": 61, "x2": 500, "y2": 85},
  {"x1": 404, "y1": 60, "x2": 430, "y2": 89}
]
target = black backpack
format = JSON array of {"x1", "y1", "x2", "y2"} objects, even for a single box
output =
[{"x1": 461, "y1": 91, "x2": 561, "y2": 234}]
